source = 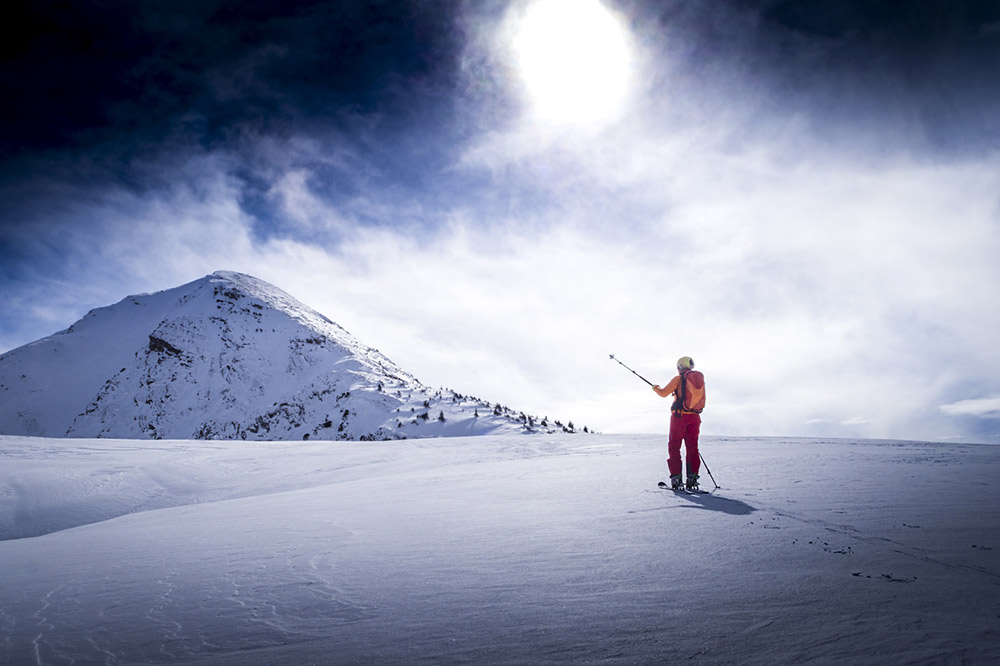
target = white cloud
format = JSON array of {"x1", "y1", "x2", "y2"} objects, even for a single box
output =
[
  {"x1": 4, "y1": 131, "x2": 999, "y2": 442},
  {"x1": 939, "y1": 397, "x2": 1000, "y2": 419},
  {"x1": 441, "y1": 14, "x2": 1000, "y2": 440},
  {"x1": 268, "y1": 169, "x2": 354, "y2": 236}
]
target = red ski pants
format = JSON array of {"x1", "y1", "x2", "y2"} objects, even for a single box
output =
[{"x1": 668, "y1": 412, "x2": 701, "y2": 477}]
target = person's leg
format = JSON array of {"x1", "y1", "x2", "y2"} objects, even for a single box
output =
[
  {"x1": 667, "y1": 414, "x2": 683, "y2": 478},
  {"x1": 684, "y1": 414, "x2": 701, "y2": 478}
]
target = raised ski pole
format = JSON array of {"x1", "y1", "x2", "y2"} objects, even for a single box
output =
[{"x1": 609, "y1": 354, "x2": 653, "y2": 387}]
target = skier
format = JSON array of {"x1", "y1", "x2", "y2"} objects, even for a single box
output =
[{"x1": 652, "y1": 356, "x2": 706, "y2": 490}]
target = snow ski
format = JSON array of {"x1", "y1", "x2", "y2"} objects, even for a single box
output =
[{"x1": 658, "y1": 480, "x2": 709, "y2": 494}]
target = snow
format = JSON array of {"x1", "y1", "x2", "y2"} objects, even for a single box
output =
[{"x1": 2, "y1": 433, "x2": 998, "y2": 665}]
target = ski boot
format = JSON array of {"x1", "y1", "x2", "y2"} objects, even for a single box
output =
[
  {"x1": 670, "y1": 474, "x2": 683, "y2": 490},
  {"x1": 685, "y1": 474, "x2": 700, "y2": 491}
]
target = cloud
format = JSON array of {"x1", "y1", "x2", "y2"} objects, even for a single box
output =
[
  {"x1": 5, "y1": 125, "x2": 996, "y2": 441},
  {"x1": 939, "y1": 397, "x2": 1000, "y2": 419},
  {"x1": 442, "y1": 1, "x2": 1000, "y2": 441},
  {"x1": 268, "y1": 169, "x2": 356, "y2": 237}
]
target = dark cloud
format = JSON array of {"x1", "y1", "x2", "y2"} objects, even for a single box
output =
[
  {"x1": 0, "y1": 0, "x2": 474, "y2": 260},
  {"x1": 4, "y1": 0, "x2": 999, "y2": 268},
  {"x1": 6, "y1": 0, "x2": 998, "y2": 190},
  {"x1": 755, "y1": 0, "x2": 1000, "y2": 125},
  {"x1": 623, "y1": 0, "x2": 1000, "y2": 155},
  {"x1": 760, "y1": 0, "x2": 1000, "y2": 41},
  {"x1": 1, "y1": 0, "x2": 463, "y2": 161},
  {"x1": 6, "y1": 0, "x2": 1000, "y2": 163}
]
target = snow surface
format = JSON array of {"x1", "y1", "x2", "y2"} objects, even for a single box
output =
[
  {"x1": 0, "y1": 272, "x2": 573, "y2": 441},
  {"x1": 2, "y1": 434, "x2": 998, "y2": 665}
]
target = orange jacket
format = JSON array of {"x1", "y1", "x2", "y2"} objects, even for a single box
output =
[{"x1": 653, "y1": 370, "x2": 706, "y2": 414}]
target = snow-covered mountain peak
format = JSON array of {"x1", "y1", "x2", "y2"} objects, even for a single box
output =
[
  {"x1": 0, "y1": 273, "x2": 579, "y2": 440},
  {"x1": 205, "y1": 271, "x2": 340, "y2": 330}
]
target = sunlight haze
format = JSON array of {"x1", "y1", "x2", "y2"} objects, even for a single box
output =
[{"x1": 511, "y1": 0, "x2": 633, "y2": 125}]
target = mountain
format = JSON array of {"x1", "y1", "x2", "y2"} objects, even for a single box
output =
[{"x1": 0, "y1": 271, "x2": 577, "y2": 440}]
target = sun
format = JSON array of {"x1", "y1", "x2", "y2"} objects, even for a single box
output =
[{"x1": 511, "y1": 0, "x2": 633, "y2": 126}]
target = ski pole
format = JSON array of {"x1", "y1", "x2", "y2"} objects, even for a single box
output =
[
  {"x1": 609, "y1": 354, "x2": 653, "y2": 387},
  {"x1": 612, "y1": 354, "x2": 720, "y2": 490},
  {"x1": 700, "y1": 453, "x2": 720, "y2": 489}
]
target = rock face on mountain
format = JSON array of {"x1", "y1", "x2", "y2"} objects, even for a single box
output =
[{"x1": 0, "y1": 272, "x2": 574, "y2": 440}]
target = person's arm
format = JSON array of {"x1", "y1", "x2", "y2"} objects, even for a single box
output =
[{"x1": 652, "y1": 375, "x2": 679, "y2": 398}]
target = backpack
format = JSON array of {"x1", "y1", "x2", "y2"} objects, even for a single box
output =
[{"x1": 672, "y1": 369, "x2": 705, "y2": 415}]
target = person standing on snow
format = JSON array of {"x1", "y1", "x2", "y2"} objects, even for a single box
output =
[{"x1": 652, "y1": 356, "x2": 706, "y2": 490}]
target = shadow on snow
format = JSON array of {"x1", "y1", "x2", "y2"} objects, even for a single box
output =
[
  {"x1": 673, "y1": 492, "x2": 757, "y2": 516},
  {"x1": 631, "y1": 491, "x2": 757, "y2": 516}
]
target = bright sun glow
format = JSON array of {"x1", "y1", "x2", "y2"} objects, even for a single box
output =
[{"x1": 512, "y1": 0, "x2": 633, "y2": 125}]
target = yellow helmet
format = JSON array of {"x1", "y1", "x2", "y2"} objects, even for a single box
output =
[{"x1": 676, "y1": 356, "x2": 694, "y2": 370}]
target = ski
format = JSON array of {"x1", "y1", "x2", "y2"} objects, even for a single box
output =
[{"x1": 657, "y1": 481, "x2": 709, "y2": 494}]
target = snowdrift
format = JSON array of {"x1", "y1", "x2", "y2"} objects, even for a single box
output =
[{"x1": 2, "y1": 434, "x2": 998, "y2": 665}]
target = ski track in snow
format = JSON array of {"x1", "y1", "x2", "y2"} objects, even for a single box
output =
[{"x1": 1, "y1": 433, "x2": 999, "y2": 665}]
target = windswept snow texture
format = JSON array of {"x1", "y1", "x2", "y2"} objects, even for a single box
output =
[
  {"x1": 1, "y1": 434, "x2": 998, "y2": 665},
  {"x1": 0, "y1": 271, "x2": 567, "y2": 440}
]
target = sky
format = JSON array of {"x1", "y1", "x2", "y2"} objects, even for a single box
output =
[{"x1": 1, "y1": 0, "x2": 999, "y2": 442}]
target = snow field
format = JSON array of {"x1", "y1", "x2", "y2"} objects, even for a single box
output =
[{"x1": 1, "y1": 434, "x2": 998, "y2": 665}]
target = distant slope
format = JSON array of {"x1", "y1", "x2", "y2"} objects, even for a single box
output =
[{"x1": 0, "y1": 271, "x2": 580, "y2": 440}]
